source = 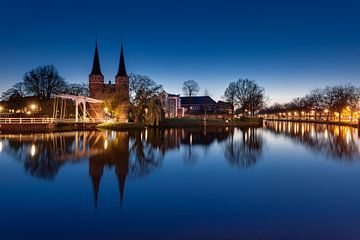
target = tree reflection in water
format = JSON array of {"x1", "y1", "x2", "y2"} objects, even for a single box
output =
[
  {"x1": 0, "y1": 127, "x2": 265, "y2": 206},
  {"x1": 224, "y1": 127, "x2": 264, "y2": 168},
  {"x1": 265, "y1": 121, "x2": 360, "y2": 161}
]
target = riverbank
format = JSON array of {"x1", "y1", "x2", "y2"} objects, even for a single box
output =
[
  {"x1": 96, "y1": 118, "x2": 263, "y2": 131},
  {"x1": 96, "y1": 122, "x2": 145, "y2": 131},
  {"x1": 0, "y1": 118, "x2": 263, "y2": 134},
  {"x1": 0, "y1": 122, "x2": 102, "y2": 134},
  {"x1": 265, "y1": 118, "x2": 358, "y2": 128},
  {"x1": 158, "y1": 117, "x2": 263, "y2": 128}
]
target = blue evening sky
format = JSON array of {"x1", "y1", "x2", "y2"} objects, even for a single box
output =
[{"x1": 0, "y1": 0, "x2": 359, "y2": 103}]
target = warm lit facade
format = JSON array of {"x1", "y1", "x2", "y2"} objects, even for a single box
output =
[
  {"x1": 162, "y1": 93, "x2": 184, "y2": 118},
  {"x1": 88, "y1": 42, "x2": 129, "y2": 122}
]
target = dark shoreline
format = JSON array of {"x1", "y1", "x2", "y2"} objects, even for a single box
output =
[{"x1": 0, "y1": 118, "x2": 263, "y2": 134}]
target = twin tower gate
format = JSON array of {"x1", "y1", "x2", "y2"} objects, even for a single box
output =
[{"x1": 52, "y1": 94, "x2": 104, "y2": 123}]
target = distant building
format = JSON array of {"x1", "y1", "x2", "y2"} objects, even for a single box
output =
[
  {"x1": 88, "y1": 42, "x2": 129, "y2": 122},
  {"x1": 0, "y1": 96, "x2": 41, "y2": 116},
  {"x1": 161, "y1": 93, "x2": 184, "y2": 118},
  {"x1": 216, "y1": 100, "x2": 233, "y2": 115},
  {"x1": 180, "y1": 96, "x2": 217, "y2": 114}
]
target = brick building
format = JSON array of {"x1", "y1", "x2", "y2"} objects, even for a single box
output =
[{"x1": 88, "y1": 42, "x2": 129, "y2": 122}]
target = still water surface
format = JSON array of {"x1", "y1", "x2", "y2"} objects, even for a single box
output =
[{"x1": 1, "y1": 122, "x2": 360, "y2": 239}]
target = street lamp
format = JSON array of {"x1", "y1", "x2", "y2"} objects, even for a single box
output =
[
  {"x1": 30, "y1": 104, "x2": 37, "y2": 118},
  {"x1": 30, "y1": 104, "x2": 36, "y2": 111}
]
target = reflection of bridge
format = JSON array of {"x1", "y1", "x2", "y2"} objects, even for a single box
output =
[
  {"x1": 0, "y1": 131, "x2": 129, "y2": 207},
  {"x1": 0, "y1": 131, "x2": 106, "y2": 162}
]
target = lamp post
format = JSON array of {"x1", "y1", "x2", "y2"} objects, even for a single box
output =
[{"x1": 30, "y1": 104, "x2": 37, "y2": 118}]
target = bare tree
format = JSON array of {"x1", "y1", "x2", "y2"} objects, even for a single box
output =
[
  {"x1": 305, "y1": 88, "x2": 324, "y2": 120},
  {"x1": 129, "y1": 73, "x2": 163, "y2": 125},
  {"x1": 182, "y1": 80, "x2": 200, "y2": 114},
  {"x1": 261, "y1": 83, "x2": 360, "y2": 122},
  {"x1": 1, "y1": 82, "x2": 26, "y2": 101},
  {"x1": 23, "y1": 65, "x2": 66, "y2": 100},
  {"x1": 64, "y1": 83, "x2": 89, "y2": 96},
  {"x1": 224, "y1": 81, "x2": 237, "y2": 119},
  {"x1": 235, "y1": 78, "x2": 266, "y2": 117}
]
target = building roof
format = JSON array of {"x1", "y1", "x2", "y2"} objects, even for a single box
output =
[
  {"x1": 90, "y1": 41, "x2": 103, "y2": 76},
  {"x1": 116, "y1": 44, "x2": 128, "y2": 77},
  {"x1": 180, "y1": 96, "x2": 216, "y2": 105},
  {"x1": 217, "y1": 100, "x2": 233, "y2": 107}
]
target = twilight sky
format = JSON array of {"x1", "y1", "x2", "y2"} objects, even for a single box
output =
[{"x1": 1, "y1": 0, "x2": 359, "y2": 104}]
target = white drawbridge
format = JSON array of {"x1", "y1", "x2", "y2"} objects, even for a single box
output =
[{"x1": 53, "y1": 94, "x2": 103, "y2": 123}]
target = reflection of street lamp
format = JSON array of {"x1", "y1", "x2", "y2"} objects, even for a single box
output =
[{"x1": 30, "y1": 144, "x2": 36, "y2": 157}]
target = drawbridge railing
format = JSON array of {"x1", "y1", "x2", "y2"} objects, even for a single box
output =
[{"x1": 0, "y1": 118, "x2": 104, "y2": 124}]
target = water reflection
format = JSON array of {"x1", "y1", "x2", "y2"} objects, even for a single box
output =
[
  {"x1": 224, "y1": 128, "x2": 264, "y2": 168},
  {"x1": 265, "y1": 121, "x2": 360, "y2": 161},
  {"x1": 0, "y1": 127, "x2": 265, "y2": 206}
]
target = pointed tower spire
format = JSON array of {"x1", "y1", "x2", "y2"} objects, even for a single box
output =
[
  {"x1": 91, "y1": 175, "x2": 101, "y2": 208},
  {"x1": 117, "y1": 174, "x2": 127, "y2": 208},
  {"x1": 90, "y1": 41, "x2": 103, "y2": 76},
  {"x1": 116, "y1": 43, "x2": 127, "y2": 77}
]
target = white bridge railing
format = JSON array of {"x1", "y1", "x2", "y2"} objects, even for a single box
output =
[
  {"x1": 0, "y1": 118, "x2": 55, "y2": 124},
  {"x1": 0, "y1": 118, "x2": 103, "y2": 124}
]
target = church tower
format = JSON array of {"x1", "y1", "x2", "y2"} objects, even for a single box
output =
[
  {"x1": 89, "y1": 41, "x2": 105, "y2": 120},
  {"x1": 115, "y1": 43, "x2": 129, "y2": 123},
  {"x1": 89, "y1": 41, "x2": 104, "y2": 99}
]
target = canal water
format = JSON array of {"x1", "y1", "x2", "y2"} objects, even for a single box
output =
[{"x1": 0, "y1": 122, "x2": 360, "y2": 239}]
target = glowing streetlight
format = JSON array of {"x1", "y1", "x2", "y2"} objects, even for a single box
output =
[
  {"x1": 104, "y1": 107, "x2": 108, "y2": 113},
  {"x1": 0, "y1": 106, "x2": 3, "y2": 112},
  {"x1": 324, "y1": 109, "x2": 329, "y2": 113},
  {"x1": 30, "y1": 104, "x2": 36, "y2": 111}
]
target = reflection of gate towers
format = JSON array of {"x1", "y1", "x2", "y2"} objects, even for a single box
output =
[
  {"x1": 89, "y1": 132, "x2": 129, "y2": 207},
  {"x1": 88, "y1": 41, "x2": 129, "y2": 122}
]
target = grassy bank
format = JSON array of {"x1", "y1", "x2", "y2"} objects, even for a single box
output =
[
  {"x1": 158, "y1": 117, "x2": 263, "y2": 128},
  {"x1": 96, "y1": 118, "x2": 262, "y2": 131},
  {"x1": 96, "y1": 122, "x2": 145, "y2": 131}
]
